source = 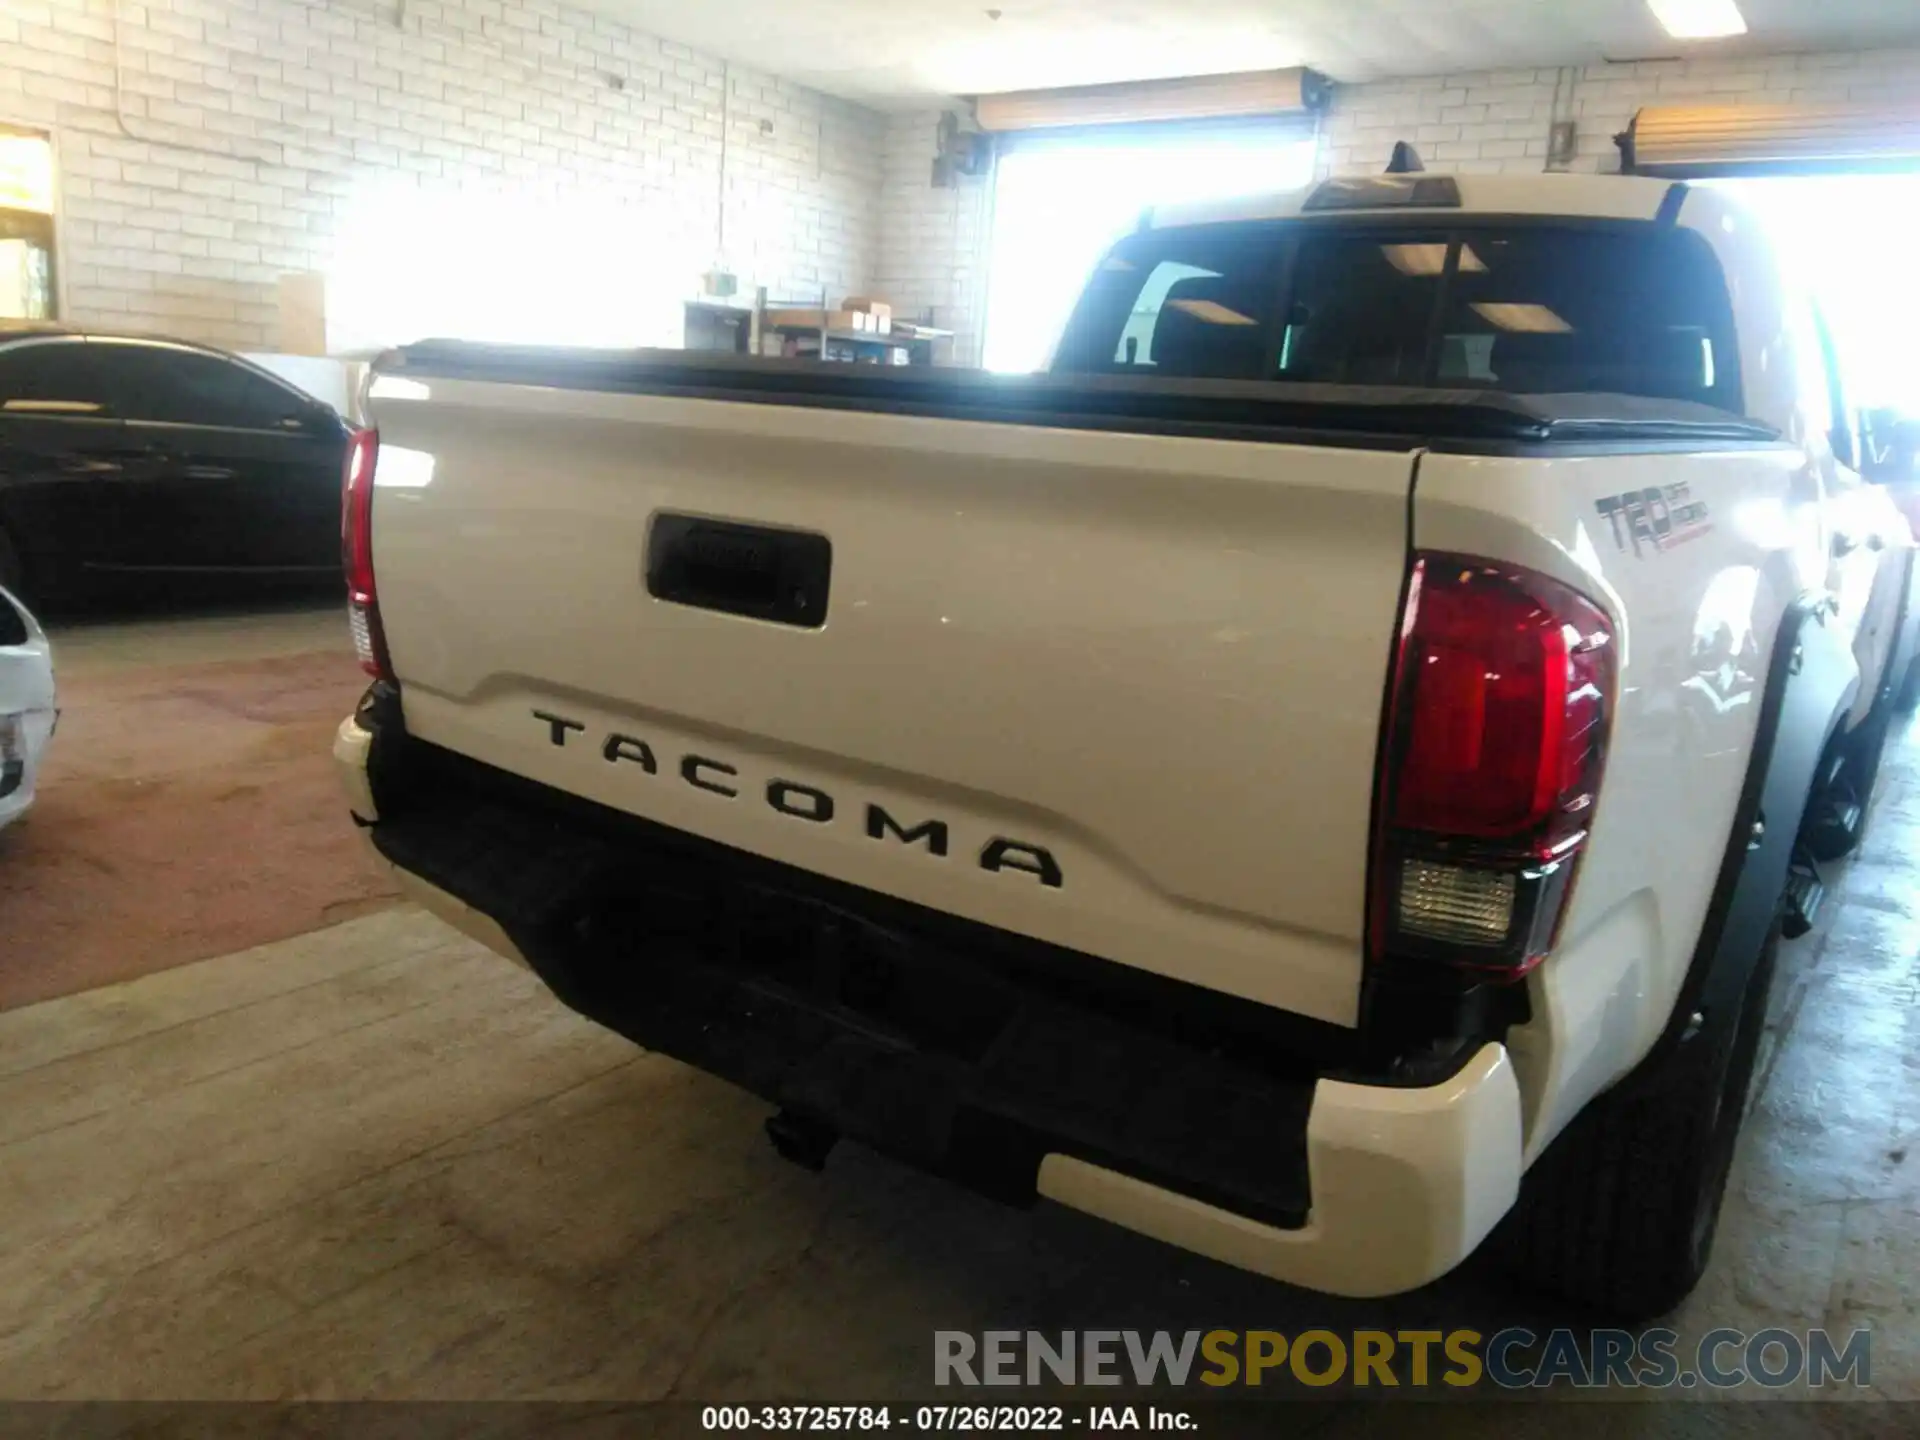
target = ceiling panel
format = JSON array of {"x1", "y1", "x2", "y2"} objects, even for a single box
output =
[{"x1": 580, "y1": 0, "x2": 1920, "y2": 106}]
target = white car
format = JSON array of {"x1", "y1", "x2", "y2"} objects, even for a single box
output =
[{"x1": 0, "y1": 587, "x2": 56, "y2": 833}]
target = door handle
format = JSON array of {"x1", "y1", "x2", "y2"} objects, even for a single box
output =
[
  {"x1": 182, "y1": 465, "x2": 236, "y2": 481},
  {"x1": 57, "y1": 456, "x2": 121, "y2": 476}
]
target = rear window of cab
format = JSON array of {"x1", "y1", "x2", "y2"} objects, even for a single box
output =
[{"x1": 1052, "y1": 220, "x2": 1743, "y2": 415}]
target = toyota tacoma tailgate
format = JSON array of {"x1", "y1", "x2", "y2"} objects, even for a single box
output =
[{"x1": 361, "y1": 357, "x2": 1417, "y2": 1029}]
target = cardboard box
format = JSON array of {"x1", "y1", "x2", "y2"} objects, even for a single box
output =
[
  {"x1": 766, "y1": 306, "x2": 906, "y2": 339},
  {"x1": 276, "y1": 272, "x2": 328, "y2": 356},
  {"x1": 764, "y1": 307, "x2": 871, "y2": 335},
  {"x1": 842, "y1": 296, "x2": 893, "y2": 334}
]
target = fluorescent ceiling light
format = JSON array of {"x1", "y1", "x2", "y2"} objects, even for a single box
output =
[
  {"x1": 1472, "y1": 303, "x2": 1574, "y2": 334},
  {"x1": 1382, "y1": 244, "x2": 1488, "y2": 276},
  {"x1": 1383, "y1": 244, "x2": 1446, "y2": 276},
  {"x1": 1647, "y1": 0, "x2": 1747, "y2": 40},
  {"x1": 1168, "y1": 298, "x2": 1258, "y2": 326}
]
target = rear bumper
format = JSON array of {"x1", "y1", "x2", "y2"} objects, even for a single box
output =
[
  {"x1": 1039, "y1": 1042, "x2": 1520, "y2": 1298},
  {"x1": 0, "y1": 601, "x2": 56, "y2": 831},
  {"x1": 0, "y1": 712, "x2": 54, "y2": 830},
  {"x1": 336, "y1": 710, "x2": 1524, "y2": 1297}
]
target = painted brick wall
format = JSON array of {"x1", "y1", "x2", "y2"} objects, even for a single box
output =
[
  {"x1": 1, "y1": 0, "x2": 884, "y2": 351},
  {"x1": 18, "y1": 7, "x2": 1913, "y2": 362},
  {"x1": 1322, "y1": 47, "x2": 1920, "y2": 176},
  {"x1": 872, "y1": 109, "x2": 993, "y2": 367}
]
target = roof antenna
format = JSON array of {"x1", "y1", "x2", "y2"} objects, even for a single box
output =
[{"x1": 1385, "y1": 141, "x2": 1425, "y2": 175}]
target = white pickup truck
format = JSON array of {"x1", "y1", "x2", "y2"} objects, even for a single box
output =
[{"x1": 335, "y1": 172, "x2": 1918, "y2": 1319}]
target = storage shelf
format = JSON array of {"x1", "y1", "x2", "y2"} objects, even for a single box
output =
[
  {"x1": 778, "y1": 327, "x2": 911, "y2": 346},
  {"x1": 684, "y1": 298, "x2": 951, "y2": 365}
]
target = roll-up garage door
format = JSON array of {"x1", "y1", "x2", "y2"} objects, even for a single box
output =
[
  {"x1": 974, "y1": 68, "x2": 1328, "y2": 135},
  {"x1": 971, "y1": 69, "x2": 1327, "y2": 373},
  {"x1": 1622, "y1": 103, "x2": 1920, "y2": 177}
]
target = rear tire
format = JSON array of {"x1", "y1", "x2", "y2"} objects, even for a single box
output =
[
  {"x1": 1496, "y1": 923, "x2": 1779, "y2": 1320},
  {"x1": 1805, "y1": 707, "x2": 1893, "y2": 864}
]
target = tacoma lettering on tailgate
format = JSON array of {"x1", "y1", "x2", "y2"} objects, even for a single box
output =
[{"x1": 530, "y1": 708, "x2": 1064, "y2": 888}]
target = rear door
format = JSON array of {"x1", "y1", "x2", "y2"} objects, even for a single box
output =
[
  {"x1": 0, "y1": 337, "x2": 159, "y2": 591},
  {"x1": 91, "y1": 339, "x2": 343, "y2": 573}
]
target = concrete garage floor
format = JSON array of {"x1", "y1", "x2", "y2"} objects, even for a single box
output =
[
  {"x1": 0, "y1": 602, "x2": 398, "y2": 1009},
  {"x1": 0, "y1": 607, "x2": 1915, "y2": 1422}
]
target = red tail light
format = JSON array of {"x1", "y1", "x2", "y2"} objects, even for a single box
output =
[
  {"x1": 1369, "y1": 554, "x2": 1614, "y2": 979},
  {"x1": 341, "y1": 428, "x2": 391, "y2": 681}
]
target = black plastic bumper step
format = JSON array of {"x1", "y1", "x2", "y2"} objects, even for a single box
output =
[
  {"x1": 1782, "y1": 855, "x2": 1826, "y2": 940},
  {"x1": 367, "y1": 733, "x2": 1320, "y2": 1231},
  {"x1": 1804, "y1": 796, "x2": 1863, "y2": 859}
]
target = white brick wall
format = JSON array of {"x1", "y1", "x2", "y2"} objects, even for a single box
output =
[
  {"x1": 871, "y1": 109, "x2": 993, "y2": 366},
  {"x1": 17, "y1": 9, "x2": 1915, "y2": 361},
  {"x1": 1, "y1": 0, "x2": 884, "y2": 350},
  {"x1": 1323, "y1": 47, "x2": 1920, "y2": 176}
]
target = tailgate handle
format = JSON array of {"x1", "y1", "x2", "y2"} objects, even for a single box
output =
[{"x1": 646, "y1": 514, "x2": 832, "y2": 629}]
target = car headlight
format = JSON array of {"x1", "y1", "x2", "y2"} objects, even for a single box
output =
[{"x1": 0, "y1": 713, "x2": 24, "y2": 798}]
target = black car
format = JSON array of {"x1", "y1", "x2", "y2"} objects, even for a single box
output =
[{"x1": 0, "y1": 328, "x2": 350, "y2": 606}]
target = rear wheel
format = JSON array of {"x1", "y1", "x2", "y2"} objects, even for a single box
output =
[
  {"x1": 1804, "y1": 706, "x2": 1893, "y2": 864},
  {"x1": 1496, "y1": 923, "x2": 1779, "y2": 1320}
]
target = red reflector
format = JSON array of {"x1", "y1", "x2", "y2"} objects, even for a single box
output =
[
  {"x1": 342, "y1": 429, "x2": 378, "y2": 604},
  {"x1": 340, "y1": 428, "x2": 391, "y2": 680},
  {"x1": 1389, "y1": 556, "x2": 1611, "y2": 854}
]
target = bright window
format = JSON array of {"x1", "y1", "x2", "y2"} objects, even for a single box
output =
[
  {"x1": 981, "y1": 128, "x2": 1317, "y2": 373},
  {"x1": 1704, "y1": 175, "x2": 1920, "y2": 413},
  {"x1": 0, "y1": 130, "x2": 54, "y2": 214},
  {"x1": 328, "y1": 181, "x2": 700, "y2": 353},
  {"x1": 0, "y1": 127, "x2": 57, "y2": 322}
]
